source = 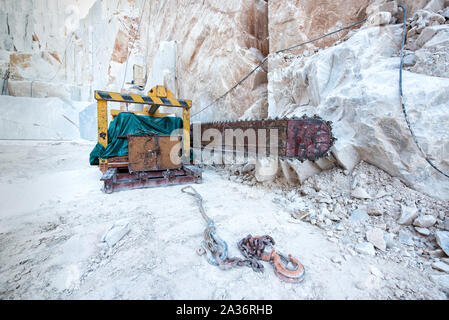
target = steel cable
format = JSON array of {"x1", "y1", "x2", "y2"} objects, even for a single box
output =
[
  {"x1": 191, "y1": 18, "x2": 367, "y2": 119},
  {"x1": 398, "y1": 5, "x2": 449, "y2": 178}
]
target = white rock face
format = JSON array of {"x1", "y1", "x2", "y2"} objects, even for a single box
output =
[
  {"x1": 267, "y1": 24, "x2": 449, "y2": 200},
  {"x1": 0, "y1": 95, "x2": 87, "y2": 140},
  {"x1": 406, "y1": 9, "x2": 449, "y2": 78},
  {"x1": 1, "y1": 0, "x2": 269, "y2": 122}
]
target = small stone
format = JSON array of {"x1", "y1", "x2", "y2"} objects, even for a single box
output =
[
  {"x1": 439, "y1": 219, "x2": 449, "y2": 231},
  {"x1": 351, "y1": 187, "x2": 371, "y2": 200},
  {"x1": 370, "y1": 266, "x2": 383, "y2": 278},
  {"x1": 367, "y1": 204, "x2": 383, "y2": 216},
  {"x1": 430, "y1": 249, "x2": 446, "y2": 258},
  {"x1": 355, "y1": 281, "x2": 367, "y2": 290},
  {"x1": 398, "y1": 229, "x2": 414, "y2": 246},
  {"x1": 430, "y1": 275, "x2": 449, "y2": 294},
  {"x1": 384, "y1": 233, "x2": 396, "y2": 249},
  {"x1": 389, "y1": 225, "x2": 401, "y2": 234},
  {"x1": 349, "y1": 209, "x2": 369, "y2": 223},
  {"x1": 375, "y1": 190, "x2": 390, "y2": 199},
  {"x1": 367, "y1": 11, "x2": 392, "y2": 26},
  {"x1": 101, "y1": 220, "x2": 130, "y2": 248},
  {"x1": 443, "y1": 8, "x2": 449, "y2": 19},
  {"x1": 366, "y1": 228, "x2": 387, "y2": 251},
  {"x1": 413, "y1": 215, "x2": 437, "y2": 228},
  {"x1": 320, "y1": 207, "x2": 330, "y2": 217},
  {"x1": 403, "y1": 54, "x2": 416, "y2": 67},
  {"x1": 355, "y1": 242, "x2": 376, "y2": 256},
  {"x1": 241, "y1": 163, "x2": 255, "y2": 174},
  {"x1": 398, "y1": 204, "x2": 419, "y2": 225},
  {"x1": 328, "y1": 237, "x2": 338, "y2": 243},
  {"x1": 330, "y1": 215, "x2": 341, "y2": 222},
  {"x1": 432, "y1": 261, "x2": 449, "y2": 273},
  {"x1": 331, "y1": 256, "x2": 343, "y2": 264},
  {"x1": 424, "y1": 0, "x2": 446, "y2": 13},
  {"x1": 435, "y1": 231, "x2": 449, "y2": 256},
  {"x1": 441, "y1": 258, "x2": 449, "y2": 265},
  {"x1": 414, "y1": 227, "x2": 431, "y2": 236},
  {"x1": 375, "y1": 223, "x2": 387, "y2": 231}
]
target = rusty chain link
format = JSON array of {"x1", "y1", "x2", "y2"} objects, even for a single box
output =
[{"x1": 182, "y1": 186, "x2": 277, "y2": 273}]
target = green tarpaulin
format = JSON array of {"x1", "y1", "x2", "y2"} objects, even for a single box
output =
[{"x1": 89, "y1": 112, "x2": 183, "y2": 165}]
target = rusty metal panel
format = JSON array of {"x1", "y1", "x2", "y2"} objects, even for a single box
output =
[
  {"x1": 286, "y1": 119, "x2": 333, "y2": 160},
  {"x1": 128, "y1": 135, "x2": 182, "y2": 172},
  {"x1": 101, "y1": 165, "x2": 202, "y2": 194}
]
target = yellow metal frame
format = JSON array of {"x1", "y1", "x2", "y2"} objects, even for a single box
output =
[{"x1": 95, "y1": 85, "x2": 192, "y2": 163}]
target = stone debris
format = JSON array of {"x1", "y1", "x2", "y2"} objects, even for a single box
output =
[
  {"x1": 398, "y1": 229, "x2": 414, "y2": 246},
  {"x1": 430, "y1": 249, "x2": 446, "y2": 258},
  {"x1": 351, "y1": 187, "x2": 372, "y2": 200},
  {"x1": 432, "y1": 261, "x2": 449, "y2": 273},
  {"x1": 435, "y1": 231, "x2": 449, "y2": 256},
  {"x1": 384, "y1": 233, "x2": 396, "y2": 249},
  {"x1": 355, "y1": 242, "x2": 376, "y2": 256},
  {"x1": 415, "y1": 227, "x2": 431, "y2": 236},
  {"x1": 331, "y1": 256, "x2": 343, "y2": 264},
  {"x1": 366, "y1": 228, "x2": 387, "y2": 252},
  {"x1": 101, "y1": 220, "x2": 131, "y2": 248},
  {"x1": 414, "y1": 215, "x2": 437, "y2": 228},
  {"x1": 350, "y1": 209, "x2": 370, "y2": 223},
  {"x1": 430, "y1": 275, "x2": 449, "y2": 294},
  {"x1": 440, "y1": 219, "x2": 449, "y2": 231},
  {"x1": 269, "y1": 10, "x2": 449, "y2": 200},
  {"x1": 398, "y1": 205, "x2": 419, "y2": 225},
  {"x1": 226, "y1": 159, "x2": 449, "y2": 296},
  {"x1": 370, "y1": 266, "x2": 383, "y2": 278},
  {"x1": 367, "y1": 11, "x2": 392, "y2": 26}
]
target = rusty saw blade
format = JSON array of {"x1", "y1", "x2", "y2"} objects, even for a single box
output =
[{"x1": 192, "y1": 115, "x2": 336, "y2": 162}]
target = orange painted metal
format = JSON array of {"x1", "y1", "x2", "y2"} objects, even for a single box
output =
[{"x1": 263, "y1": 249, "x2": 305, "y2": 283}]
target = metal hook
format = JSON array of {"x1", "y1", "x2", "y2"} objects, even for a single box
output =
[{"x1": 271, "y1": 251, "x2": 305, "y2": 283}]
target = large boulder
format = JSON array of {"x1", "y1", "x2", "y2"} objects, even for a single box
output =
[
  {"x1": 267, "y1": 24, "x2": 449, "y2": 200},
  {"x1": 0, "y1": 95, "x2": 88, "y2": 140}
]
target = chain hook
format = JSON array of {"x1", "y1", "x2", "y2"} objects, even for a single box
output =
[{"x1": 271, "y1": 251, "x2": 305, "y2": 283}]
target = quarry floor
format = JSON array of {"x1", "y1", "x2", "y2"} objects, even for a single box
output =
[{"x1": 0, "y1": 140, "x2": 446, "y2": 300}]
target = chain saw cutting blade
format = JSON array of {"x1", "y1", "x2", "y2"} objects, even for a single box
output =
[{"x1": 193, "y1": 115, "x2": 336, "y2": 162}]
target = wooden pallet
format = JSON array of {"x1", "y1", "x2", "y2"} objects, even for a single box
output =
[{"x1": 99, "y1": 156, "x2": 129, "y2": 174}]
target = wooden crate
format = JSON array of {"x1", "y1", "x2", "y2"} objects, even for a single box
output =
[{"x1": 127, "y1": 135, "x2": 182, "y2": 172}]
